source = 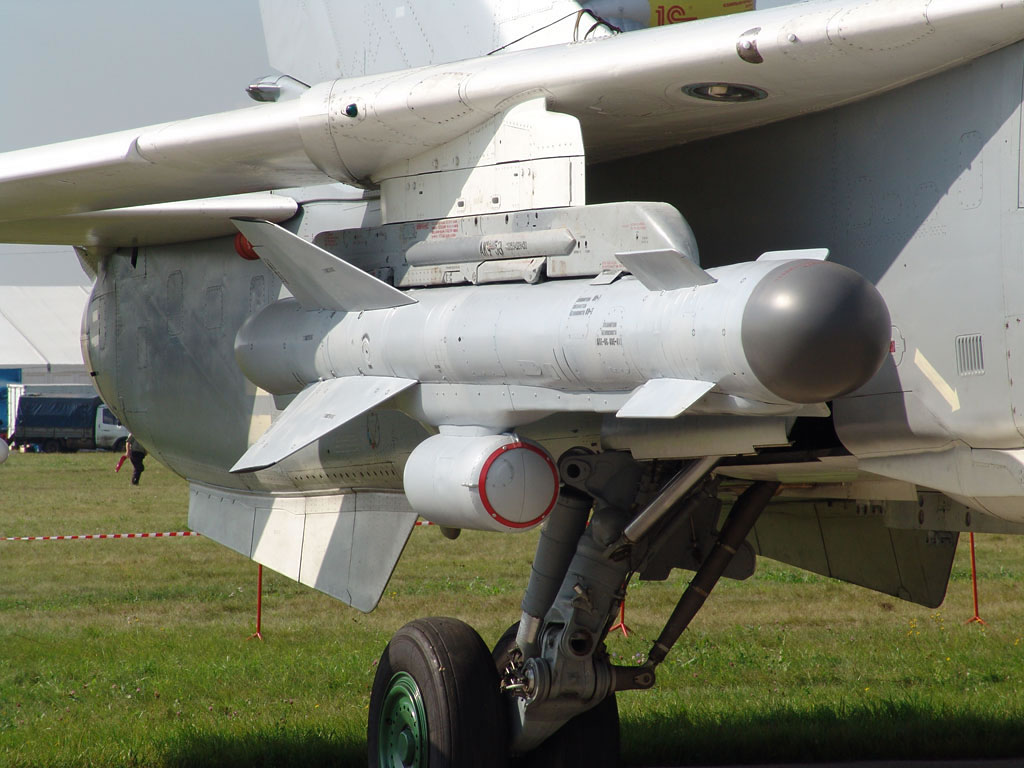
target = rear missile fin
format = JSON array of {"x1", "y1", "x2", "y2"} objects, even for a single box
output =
[
  {"x1": 231, "y1": 218, "x2": 417, "y2": 312},
  {"x1": 231, "y1": 376, "x2": 417, "y2": 473},
  {"x1": 616, "y1": 378, "x2": 716, "y2": 419},
  {"x1": 757, "y1": 248, "x2": 829, "y2": 262},
  {"x1": 615, "y1": 249, "x2": 715, "y2": 291}
]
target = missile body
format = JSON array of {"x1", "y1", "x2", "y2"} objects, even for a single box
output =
[{"x1": 235, "y1": 257, "x2": 890, "y2": 428}]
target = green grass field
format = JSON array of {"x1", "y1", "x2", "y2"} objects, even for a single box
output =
[{"x1": 1, "y1": 452, "x2": 1022, "y2": 767}]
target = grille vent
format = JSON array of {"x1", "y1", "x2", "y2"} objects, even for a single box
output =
[{"x1": 955, "y1": 334, "x2": 984, "y2": 376}]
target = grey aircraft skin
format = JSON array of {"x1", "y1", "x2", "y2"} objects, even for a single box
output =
[{"x1": 6, "y1": 0, "x2": 1024, "y2": 765}]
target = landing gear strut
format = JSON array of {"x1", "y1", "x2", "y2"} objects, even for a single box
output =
[
  {"x1": 493, "y1": 622, "x2": 620, "y2": 768},
  {"x1": 367, "y1": 454, "x2": 778, "y2": 768}
]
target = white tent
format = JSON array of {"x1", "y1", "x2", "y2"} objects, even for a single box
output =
[{"x1": 0, "y1": 286, "x2": 91, "y2": 385}]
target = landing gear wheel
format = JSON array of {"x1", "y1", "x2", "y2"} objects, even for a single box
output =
[
  {"x1": 493, "y1": 623, "x2": 621, "y2": 768},
  {"x1": 369, "y1": 617, "x2": 508, "y2": 768}
]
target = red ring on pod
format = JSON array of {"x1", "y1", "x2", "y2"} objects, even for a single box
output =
[{"x1": 477, "y1": 441, "x2": 559, "y2": 529}]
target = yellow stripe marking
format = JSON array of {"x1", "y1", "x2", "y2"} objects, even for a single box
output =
[{"x1": 914, "y1": 349, "x2": 960, "y2": 412}]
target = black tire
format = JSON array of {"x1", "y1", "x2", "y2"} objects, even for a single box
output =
[
  {"x1": 369, "y1": 617, "x2": 508, "y2": 768},
  {"x1": 492, "y1": 623, "x2": 621, "y2": 768},
  {"x1": 42, "y1": 439, "x2": 59, "y2": 454},
  {"x1": 112, "y1": 438, "x2": 126, "y2": 453}
]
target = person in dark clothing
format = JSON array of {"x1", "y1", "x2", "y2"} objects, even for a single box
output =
[{"x1": 126, "y1": 434, "x2": 147, "y2": 485}]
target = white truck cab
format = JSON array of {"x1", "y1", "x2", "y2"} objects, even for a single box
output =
[{"x1": 96, "y1": 405, "x2": 129, "y2": 451}]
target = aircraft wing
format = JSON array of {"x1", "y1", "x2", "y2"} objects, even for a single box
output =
[
  {"x1": 0, "y1": 194, "x2": 299, "y2": 248},
  {"x1": 2, "y1": 0, "x2": 1023, "y2": 240}
]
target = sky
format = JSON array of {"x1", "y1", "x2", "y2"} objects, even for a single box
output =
[
  {"x1": 0, "y1": 0, "x2": 271, "y2": 284},
  {"x1": 0, "y1": 0, "x2": 807, "y2": 286}
]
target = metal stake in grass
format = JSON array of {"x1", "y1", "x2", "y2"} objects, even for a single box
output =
[
  {"x1": 248, "y1": 564, "x2": 265, "y2": 641},
  {"x1": 965, "y1": 532, "x2": 987, "y2": 627},
  {"x1": 610, "y1": 600, "x2": 631, "y2": 637}
]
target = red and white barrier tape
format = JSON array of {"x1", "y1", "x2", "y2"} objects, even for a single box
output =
[
  {"x1": 0, "y1": 531, "x2": 201, "y2": 542},
  {"x1": 3, "y1": 523, "x2": 439, "y2": 541}
]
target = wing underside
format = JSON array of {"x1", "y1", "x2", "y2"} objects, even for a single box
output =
[
  {"x1": 1, "y1": 0, "x2": 1023, "y2": 247},
  {"x1": 0, "y1": 194, "x2": 299, "y2": 248}
]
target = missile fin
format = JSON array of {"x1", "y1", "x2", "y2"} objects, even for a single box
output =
[
  {"x1": 231, "y1": 376, "x2": 418, "y2": 473},
  {"x1": 615, "y1": 249, "x2": 716, "y2": 291},
  {"x1": 757, "y1": 248, "x2": 829, "y2": 261},
  {"x1": 616, "y1": 378, "x2": 716, "y2": 419},
  {"x1": 232, "y1": 218, "x2": 417, "y2": 312}
]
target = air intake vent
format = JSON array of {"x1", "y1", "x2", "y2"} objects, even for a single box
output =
[{"x1": 955, "y1": 334, "x2": 984, "y2": 376}]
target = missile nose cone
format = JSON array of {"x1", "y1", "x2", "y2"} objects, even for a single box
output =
[{"x1": 741, "y1": 260, "x2": 890, "y2": 404}]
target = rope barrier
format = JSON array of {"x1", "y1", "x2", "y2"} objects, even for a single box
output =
[
  {"x1": 0, "y1": 531, "x2": 201, "y2": 541},
  {"x1": 3, "y1": 522, "x2": 438, "y2": 541}
]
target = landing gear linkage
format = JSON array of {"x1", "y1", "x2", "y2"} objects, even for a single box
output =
[
  {"x1": 503, "y1": 450, "x2": 778, "y2": 757},
  {"x1": 608, "y1": 464, "x2": 779, "y2": 689},
  {"x1": 642, "y1": 479, "x2": 780, "y2": 671}
]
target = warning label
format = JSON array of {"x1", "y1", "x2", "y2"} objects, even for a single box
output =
[{"x1": 424, "y1": 220, "x2": 459, "y2": 240}]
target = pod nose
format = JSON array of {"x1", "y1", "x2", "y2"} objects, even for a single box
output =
[{"x1": 741, "y1": 260, "x2": 890, "y2": 404}]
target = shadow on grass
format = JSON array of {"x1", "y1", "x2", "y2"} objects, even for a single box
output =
[
  {"x1": 160, "y1": 727, "x2": 366, "y2": 768},
  {"x1": 623, "y1": 701, "x2": 1024, "y2": 766},
  {"x1": 159, "y1": 702, "x2": 1024, "y2": 767}
]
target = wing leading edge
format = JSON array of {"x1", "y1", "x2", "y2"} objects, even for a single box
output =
[
  {"x1": 2, "y1": 0, "x2": 1023, "y2": 239},
  {"x1": 0, "y1": 194, "x2": 298, "y2": 248}
]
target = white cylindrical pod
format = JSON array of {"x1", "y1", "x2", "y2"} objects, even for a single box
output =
[{"x1": 403, "y1": 433, "x2": 559, "y2": 532}]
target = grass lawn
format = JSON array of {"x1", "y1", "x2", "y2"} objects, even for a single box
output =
[{"x1": 1, "y1": 452, "x2": 1022, "y2": 766}]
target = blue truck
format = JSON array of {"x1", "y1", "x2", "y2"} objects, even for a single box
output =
[{"x1": 8, "y1": 394, "x2": 128, "y2": 453}]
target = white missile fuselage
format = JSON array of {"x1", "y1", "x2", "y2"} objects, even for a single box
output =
[{"x1": 235, "y1": 255, "x2": 890, "y2": 431}]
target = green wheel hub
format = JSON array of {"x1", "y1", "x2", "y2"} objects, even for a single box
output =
[{"x1": 378, "y1": 671, "x2": 428, "y2": 768}]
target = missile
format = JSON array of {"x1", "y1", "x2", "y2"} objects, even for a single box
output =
[
  {"x1": 228, "y1": 219, "x2": 888, "y2": 531},
  {"x1": 233, "y1": 225, "x2": 890, "y2": 440}
]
